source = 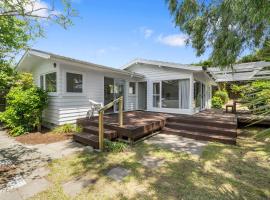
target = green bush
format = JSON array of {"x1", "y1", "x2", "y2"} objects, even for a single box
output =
[
  {"x1": 104, "y1": 140, "x2": 128, "y2": 152},
  {"x1": 214, "y1": 90, "x2": 229, "y2": 104},
  {"x1": 53, "y1": 124, "x2": 82, "y2": 134},
  {"x1": 211, "y1": 96, "x2": 223, "y2": 109},
  {"x1": 0, "y1": 73, "x2": 48, "y2": 136}
]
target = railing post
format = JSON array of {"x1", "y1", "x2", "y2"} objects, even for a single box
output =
[
  {"x1": 119, "y1": 96, "x2": 123, "y2": 127},
  {"x1": 98, "y1": 110, "x2": 104, "y2": 150}
]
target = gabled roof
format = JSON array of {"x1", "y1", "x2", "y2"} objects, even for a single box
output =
[
  {"x1": 207, "y1": 61, "x2": 270, "y2": 82},
  {"x1": 122, "y1": 58, "x2": 203, "y2": 72},
  {"x1": 17, "y1": 49, "x2": 144, "y2": 78}
]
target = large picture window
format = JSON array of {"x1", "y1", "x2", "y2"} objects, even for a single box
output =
[
  {"x1": 162, "y1": 80, "x2": 179, "y2": 108},
  {"x1": 45, "y1": 72, "x2": 57, "y2": 92},
  {"x1": 153, "y1": 82, "x2": 160, "y2": 108},
  {"x1": 66, "y1": 72, "x2": 83, "y2": 93},
  {"x1": 152, "y1": 79, "x2": 190, "y2": 110}
]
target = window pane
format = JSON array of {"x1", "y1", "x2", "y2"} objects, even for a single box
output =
[
  {"x1": 153, "y1": 82, "x2": 160, "y2": 95},
  {"x1": 67, "y1": 72, "x2": 83, "y2": 93},
  {"x1": 153, "y1": 95, "x2": 160, "y2": 108},
  {"x1": 153, "y1": 82, "x2": 160, "y2": 108},
  {"x1": 129, "y1": 82, "x2": 136, "y2": 94},
  {"x1": 162, "y1": 80, "x2": 179, "y2": 108},
  {"x1": 45, "y1": 72, "x2": 57, "y2": 92},
  {"x1": 40, "y1": 75, "x2": 44, "y2": 89}
]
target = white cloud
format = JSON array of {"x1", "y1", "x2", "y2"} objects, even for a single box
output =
[
  {"x1": 94, "y1": 46, "x2": 119, "y2": 56},
  {"x1": 140, "y1": 27, "x2": 154, "y2": 39},
  {"x1": 23, "y1": 0, "x2": 50, "y2": 17},
  {"x1": 157, "y1": 34, "x2": 187, "y2": 47}
]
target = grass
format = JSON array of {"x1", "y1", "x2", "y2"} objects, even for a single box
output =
[{"x1": 31, "y1": 127, "x2": 270, "y2": 200}]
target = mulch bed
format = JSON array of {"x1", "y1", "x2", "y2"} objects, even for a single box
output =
[{"x1": 15, "y1": 130, "x2": 74, "y2": 145}]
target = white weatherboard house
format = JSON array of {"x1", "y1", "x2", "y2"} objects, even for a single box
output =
[{"x1": 17, "y1": 49, "x2": 215, "y2": 127}]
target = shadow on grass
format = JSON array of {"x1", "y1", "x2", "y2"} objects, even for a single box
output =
[{"x1": 46, "y1": 128, "x2": 270, "y2": 200}]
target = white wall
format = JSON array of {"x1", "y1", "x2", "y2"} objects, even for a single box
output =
[
  {"x1": 126, "y1": 64, "x2": 194, "y2": 114},
  {"x1": 32, "y1": 60, "x2": 141, "y2": 126}
]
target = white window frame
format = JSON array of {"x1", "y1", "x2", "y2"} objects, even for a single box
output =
[
  {"x1": 62, "y1": 69, "x2": 86, "y2": 96},
  {"x1": 153, "y1": 81, "x2": 161, "y2": 108},
  {"x1": 152, "y1": 78, "x2": 191, "y2": 110},
  {"x1": 39, "y1": 71, "x2": 58, "y2": 96},
  {"x1": 66, "y1": 72, "x2": 83, "y2": 93},
  {"x1": 128, "y1": 82, "x2": 136, "y2": 95}
]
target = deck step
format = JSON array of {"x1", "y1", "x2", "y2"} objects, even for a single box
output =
[
  {"x1": 165, "y1": 122, "x2": 237, "y2": 137},
  {"x1": 83, "y1": 126, "x2": 117, "y2": 140},
  {"x1": 167, "y1": 116, "x2": 237, "y2": 129},
  {"x1": 73, "y1": 132, "x2": 99, "y2": 149},
  {"x1": 162, "y1": 127, "x2": 236, "y2": 145}
]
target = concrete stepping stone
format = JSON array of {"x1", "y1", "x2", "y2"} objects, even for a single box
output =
[
  {"x1": 62, "y1": 177, "x2": 96, "y2": 198},
  {"x1": 107, "y1": 167, "x2": 131, "y2": 181},
  {"x1": 140, "y1": 156, "x2": 165, "y2": 168},
  {"x1": 0, "y1": 178, "x2": 51, "y2": 200},
  {"x1": 17, "y1": 178, "x2": 51, "y2": 199}
]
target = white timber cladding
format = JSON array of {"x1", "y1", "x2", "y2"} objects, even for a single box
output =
[
  {"x1": 44, "y1": 62, "x2": 140, "y2": 125},
  {"x1": 32, "y1": 60, "x2": 61, "y2": 125},
  {"x1": 125, "y1": 63, "x2": 195, "y2": 114}
]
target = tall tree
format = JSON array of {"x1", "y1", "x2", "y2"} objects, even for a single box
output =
[
  {"x1": 166, "y1": 0, "x2": 270, "y2": 68},
  {"x1": 0, "y1": 0, "x2": 77, "y2": 61}
]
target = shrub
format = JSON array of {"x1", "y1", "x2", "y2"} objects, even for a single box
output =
[
  {"x1": 0, "y1": 73, "x2": 48, "y2": 136},
  {"x1": 211, "y1": 96, "x2": 223, "y2": 109},
  {"x1": 104, "y1": 140, "x2": 128, "y2": 152},
  {"x1": 53, "y1": 124, "x2": 82, "y2": 134},
  {"x1": 214, "y1": 90, "x2": 229, "y2": 104}
]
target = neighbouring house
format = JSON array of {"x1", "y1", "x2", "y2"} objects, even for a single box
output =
[{"x1": 17, "y1": 49, "x2": 215, "y2": 127}]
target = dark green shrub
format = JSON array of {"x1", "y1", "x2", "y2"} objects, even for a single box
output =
[
  {"x1": 211, "y1": 96, "x2": 223, "y2": 109},
  {"x1": 214, "y1": 90, "x2": 229, "y2": 104},
  {"x1": 104, "y1": 140, "x2": 128, "y2": 152},
  {"x1": 0, "y1": 73, "x2": 48, "y2": 136}
]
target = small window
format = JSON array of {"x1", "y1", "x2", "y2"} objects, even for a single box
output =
[
  {"x1": 66, "y1": 72, "x2": 83, "y2": 93},
  {"x1": 45, "y1": 72, "x2": 57, "y2": 92},
  {"x1": 40, "y1": 75, "x2": 44, "y2": 89},
  {"x1": 129, "y1": 82, "x2": 136, "y2": 94}
]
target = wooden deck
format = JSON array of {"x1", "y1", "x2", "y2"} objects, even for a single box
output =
[{"x1": 75, "y1": 110, "x2": 240, "y2": 148}]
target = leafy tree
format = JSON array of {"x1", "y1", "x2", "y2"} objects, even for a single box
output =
[
  {"x1": 0, "y1": 0, "x2": 77, "y2": 60},
  {"x1": 166, "y1": 0, "x2": 270, "y2": 68}
]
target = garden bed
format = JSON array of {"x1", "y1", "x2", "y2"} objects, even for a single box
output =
[{"x1": 15, "y1": 129, "x2": 73, "y2": 145}]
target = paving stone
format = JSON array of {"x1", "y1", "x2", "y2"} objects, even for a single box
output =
[
  {"x1": 62, "y1": 177, "x2": 95, "y2": 197},
  {"x1": 17, "y1": 178, "x2": 51, "y2": 200},
  {"x1": 140, "y1": 156, "x2": 165, "y2": 168},
  {"x1": 0, "y1": 190, "x2": 22, "y2": 200},
  {"x1": 107, "y1": 167, "x2": 131, "y2": 181},
  {"x1": 145, "y1": 134, "x2": 208, "y2": 156}
]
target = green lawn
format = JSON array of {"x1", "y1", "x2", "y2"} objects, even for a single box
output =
[{"x1": 31, "y1": 128, "x2": 270, "y2": 200}]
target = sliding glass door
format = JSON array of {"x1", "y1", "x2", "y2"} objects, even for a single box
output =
[
  {"x1": 104, "y1": 77, "x2": 125, "y2": 113},
  {"x1": 194, "y1": 81, "x2": 206, "y2": 110}
]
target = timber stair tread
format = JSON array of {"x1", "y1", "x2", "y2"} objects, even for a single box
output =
[
  {"x1": 165, "y1": 122, "x2": 237, "y2": 137},
  {"x1": 73, "y1": 132, "x2": 99, "y2": 149},
  {"x1": 83, "y1": 125, "x2": 118, "y2": 140},
  {"x1": 162, "y1": 127, "x2": 236, "y2": 145},
  {"x1": 167, "y1": 116, "x2": 237, "y2": 129}
]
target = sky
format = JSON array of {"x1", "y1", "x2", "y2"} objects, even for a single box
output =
[{"x1": 31, "y1": 0, "x2": 211, "y2": 68}]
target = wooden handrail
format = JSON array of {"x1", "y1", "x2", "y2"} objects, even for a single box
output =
[{"x1": 98, "y1": 96, "x2": 123, "y2": 150}]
